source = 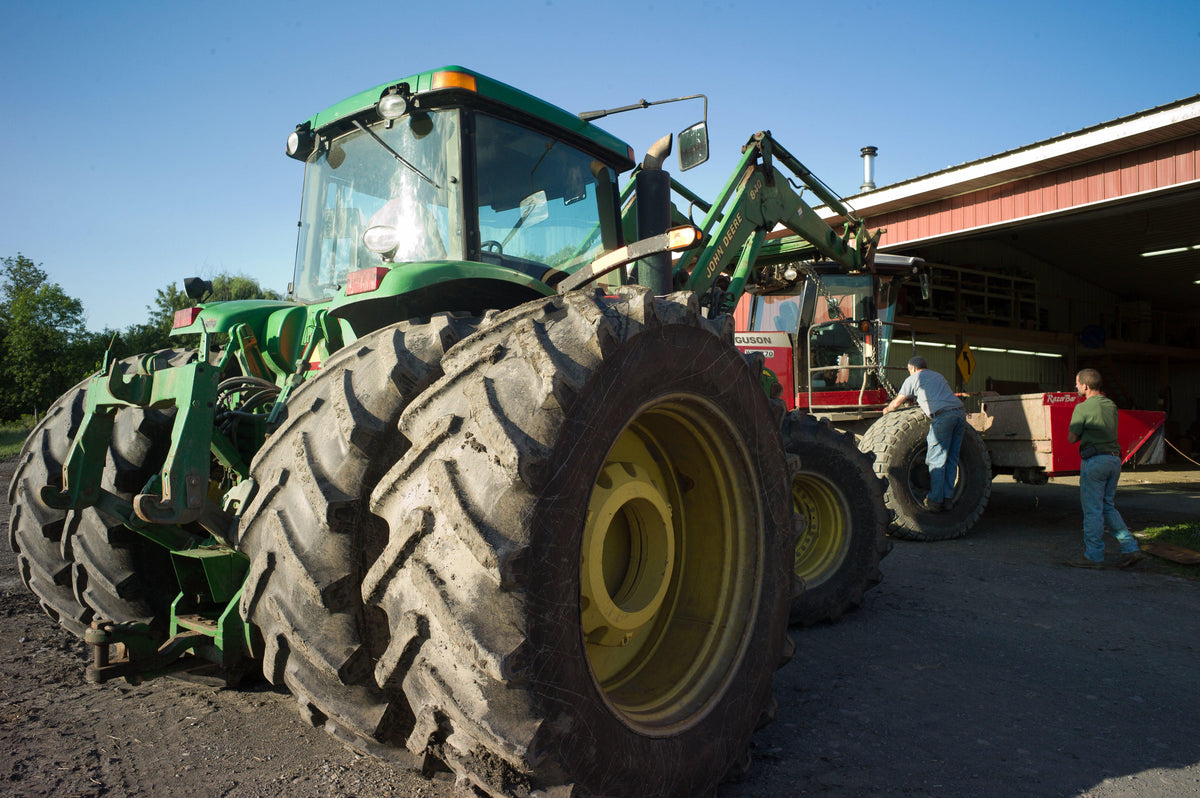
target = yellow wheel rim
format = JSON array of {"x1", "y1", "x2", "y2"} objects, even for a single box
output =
[
  {"x1": 791, "y1": 472, "x2": 850, "y2": 590},
  {"x1": 581, "y1": 397, "x2": 761, "y2": 735}
]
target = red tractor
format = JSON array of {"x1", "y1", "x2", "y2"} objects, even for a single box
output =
[{"x1": 729, "y1": 252, "x2": 1166, "y2": 541}]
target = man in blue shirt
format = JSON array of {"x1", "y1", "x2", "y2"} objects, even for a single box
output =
[{"x1": 882, "y1": 356, "x2": 966, "y2": 512}]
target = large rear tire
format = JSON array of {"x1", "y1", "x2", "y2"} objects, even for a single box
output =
[
  {"x1": 236, "y1": 315, "x2": 479, "y2": 757},
  {"x1": 784, "y1": 412, "x2": 890, "y2": 626},
  {"x1": 363, "y1": 287, "x2": 794, "y2": 797},
  {"x1": 7, "y1": 352, "x2": 188, "y2": 638},
  {"x1": 859, "y1": 408, "x2": 992, "y2": 541}
]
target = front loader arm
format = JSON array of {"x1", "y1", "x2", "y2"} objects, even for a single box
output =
[{"x1": 680, "y1": 132, "x2": 880, "y2": 309}]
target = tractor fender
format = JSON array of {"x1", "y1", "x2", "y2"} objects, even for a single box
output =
[
  {"x1": 171, "y1": 300, "x2": 317, "y2": 378},
  {"x1": 169, "y1": 299, "x2": 300, "y2": 337}
]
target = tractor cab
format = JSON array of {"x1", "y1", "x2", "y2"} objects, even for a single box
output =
[
  {"x1": 284, "y1": 67, "x2": 634, "y2": 336},
  {"x1": 736, "y1": 255, "x2": 920, "y2": 415},
  {"x1": 744, "y1": 272, "x2": 887, "y2": 411}
]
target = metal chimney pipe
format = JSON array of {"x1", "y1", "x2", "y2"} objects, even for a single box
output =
[{"x1": 860, "y1": 146, "x2": 878, "y2": 192}]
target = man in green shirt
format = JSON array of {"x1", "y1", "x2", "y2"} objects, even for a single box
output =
[{"x1": 1065, "y1": 368, "x2": 1142, "y2": 569}]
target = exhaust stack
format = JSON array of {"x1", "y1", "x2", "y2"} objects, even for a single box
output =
[{"x1": 860, "y1": 146, "x2": 878, "y2": 192}]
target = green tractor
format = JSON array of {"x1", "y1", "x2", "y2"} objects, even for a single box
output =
[{"x1": 9, "y1": 66, "x2": 887, "y2": 796}]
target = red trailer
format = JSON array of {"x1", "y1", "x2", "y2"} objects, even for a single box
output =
[{"x1": 966, "y1": 392, "x2": 1167, "y2": 484}]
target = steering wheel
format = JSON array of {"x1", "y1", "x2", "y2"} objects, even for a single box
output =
[{"x1": 481, "y1": 240, "x2": 503, "y2": 255}]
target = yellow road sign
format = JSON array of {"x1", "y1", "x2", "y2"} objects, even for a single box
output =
[{"x1": 957, "y1": 343, "x2": 976, "y2": 386}]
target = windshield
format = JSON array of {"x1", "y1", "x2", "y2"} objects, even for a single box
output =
[
  {"x1": 293, "y1": 110, "x2": 462, "y2": 302},
  {"x1": 474, "y1": 113, "x2": 615, "y2": 281}
]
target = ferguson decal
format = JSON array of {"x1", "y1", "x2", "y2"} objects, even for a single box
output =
[{"x1": 734, "y1": 331, "x2": 792, "y2": 347}]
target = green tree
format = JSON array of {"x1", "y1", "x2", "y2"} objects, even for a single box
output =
[
  {"x1": 0, "y1": 257, "x2": 285, "y2": 420},
  {"x1": 0, "y1": 254, "x2": 96, "y2": 419},
  {"x1": 150, "y1": 273, "x2": 284, "y2": 328},
  {"x1": 113, "y1": 273, "x2": 285, "y2": 357}
]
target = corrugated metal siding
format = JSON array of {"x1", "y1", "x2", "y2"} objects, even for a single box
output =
[
  {"x1": 732, "y1": 296, "x2": 751, "y2": 330},
  {"x1": 874, "y1": 134, "x2": 1200, "y2": 247},
  {"x1": 970, "y1": 352, "x2": 1067, "y2": 391},
  {"x1": 886, "y1": 346, "x2": 1067, "y2": 393},
  {"x1": 1116, "y1": 362, "x2": 1168, "y2": 412}
]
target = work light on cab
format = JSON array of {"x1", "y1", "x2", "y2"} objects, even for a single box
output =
[
  {"x1": 377, "y1": 87, "x2": 409, "y2": 120},
  {"x1": 363, "y1": 225, "x2": 403, "y2": 255},
  {"x1": 286, "y1": 124, "x2": 315, "y2": 161}
]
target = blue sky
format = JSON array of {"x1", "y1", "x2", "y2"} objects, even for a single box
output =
[{"x1": 2, "y1": 0, "x2": 1197, "y2": 332}]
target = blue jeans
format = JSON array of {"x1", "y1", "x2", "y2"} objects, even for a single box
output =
[
  {"x1": 927, "y1": 410, "x2": 966, "y2": 504},
  {"x1": 1079, "y1": 454, "x2": 1139, "y2": 562}
]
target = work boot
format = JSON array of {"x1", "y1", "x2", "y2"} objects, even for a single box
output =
[
  {"x1": 922, "y1": 497, "x2": 943, "y2": 513},
  {"x1": 1064, "y1": 556, "x2": 1104, "y2": 569},
  {"x1": 1116, "y1": 551, "x2": 1144, "y2": 568}
]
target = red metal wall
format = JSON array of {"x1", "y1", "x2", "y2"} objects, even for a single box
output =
[{"x1": 874, "y1": 134, "x2": 1200, "y2": 247}]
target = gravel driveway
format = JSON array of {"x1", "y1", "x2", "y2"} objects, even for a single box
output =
[
  {"x1": 3, "y1": 461, "x2": 1198, "y2": 797},
  {"x1": 727, "y1": 468, "x2": 1200, "y2": 798}
]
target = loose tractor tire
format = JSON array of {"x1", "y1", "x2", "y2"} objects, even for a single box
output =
[{"x1": 859, "y1": 408, "x2": 992, "y2": 541}]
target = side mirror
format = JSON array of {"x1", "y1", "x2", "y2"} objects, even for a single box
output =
[
  {"x1": 920, "y1": 272, "x2": 931, "y2": 301},
  {"x1": 678, "y1": 122, "x2": 709, "y2": 171}
]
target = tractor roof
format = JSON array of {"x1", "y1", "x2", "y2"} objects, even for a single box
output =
[{"x1": 300, "y1": 65, "x2": 635, "y2": 172}]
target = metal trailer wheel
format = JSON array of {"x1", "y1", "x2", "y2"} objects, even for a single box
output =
[
  {"x1": 783, "y1": 412, "x2": 890, "y2": 625},
  {"x1": 363, "y1": 287, "x2": 794, "y2": 797},
  {"x1": 859, "y1": 408, "x2": 992, "y2": 541}
]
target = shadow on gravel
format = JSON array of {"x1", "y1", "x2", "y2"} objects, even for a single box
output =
[{"x1": 725, "y1": 474, "x2": 1200, "y2": 798}]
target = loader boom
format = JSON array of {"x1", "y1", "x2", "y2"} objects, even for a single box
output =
[{"x1": 677, "y1": 131, "x2": 880, "y2": 311}]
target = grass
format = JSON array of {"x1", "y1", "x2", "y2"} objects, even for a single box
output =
[
  {"x1": 1135, "y1": 521, "x2": 1200, "y2": 578},
  {"x1": 0, "y1": 417, "x2": 35, "y2": 460},
  {"x1": 1138, "y1": 521, "x2": 1200, "y2": 551}
]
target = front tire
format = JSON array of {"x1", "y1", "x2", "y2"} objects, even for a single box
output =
[
  {"x1": 364, "y1": 287, "x2": 794, "y2": 797},
  {"x1": 784, "y1": 412, "x2": 890, "y2": 626},
  {"x1": 859, "y1": 408, "x2": 992, "y2": 541}
]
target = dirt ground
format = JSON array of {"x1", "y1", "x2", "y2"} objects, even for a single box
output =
[{"x1": 2, "y1": 459, "x2": 1198, "y2": 798}]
